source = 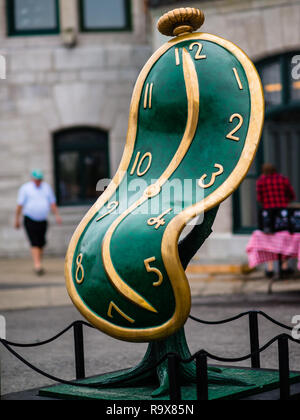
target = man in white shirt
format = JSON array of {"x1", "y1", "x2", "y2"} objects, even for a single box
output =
[{"x1": 15, "y1": 170, "x2": 62, "y2": 275}]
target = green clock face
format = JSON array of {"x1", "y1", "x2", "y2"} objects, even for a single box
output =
[{"x1": 66, "y1": 33, "x2": 264, "y2": 343}]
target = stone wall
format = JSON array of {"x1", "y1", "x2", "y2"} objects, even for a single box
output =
[
  {"x1": 1, "y1": 0, "x2": 300, "y2": 261},
  {"x1": 0, "y1": 0, "x2": 151, "y2": 256}
]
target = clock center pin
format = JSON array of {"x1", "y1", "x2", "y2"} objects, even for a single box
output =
[{"x1": 144, "y1": 184, "x2": 161, "y2": 198}]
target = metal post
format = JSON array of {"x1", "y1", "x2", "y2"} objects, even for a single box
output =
[
  {"x1": 73, "y1": 322, "x2": 85, "y2": 380},
  {"x1": 196, "y1": 351, "x2": 209, "y2": 401},
  {"x1": 0, "y1": 315, "x2": 6, "y2": 398},
  {"x1": 167, "y1": 354, "x2": 181, "y2": 401},
  {"x1": 249, "y1": 312, "x2": 260, "y2": 369},
  {"x1": 278, "y1": 335, "x2": 290, "y2": 400},
  {"x1": 278, "y1": 254, "x2": 283, "y2": 280}
]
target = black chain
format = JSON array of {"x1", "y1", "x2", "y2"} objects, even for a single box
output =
[
  {"x1": 0, "y1": 311, "x2": 298, "y2": 389},
  {"x1": 189, "y1": 310, "x2": 293, "y2": 331},
  {"x1": 1, "y1": 333, "x2": 299, "y2": 389},
  {"x1": 2, "y1": 321, "x2": 94, "y2": 348}
]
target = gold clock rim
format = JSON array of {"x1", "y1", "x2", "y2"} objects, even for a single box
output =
[{"x1": 65, "y1": 32, "x2": 265, "y2": 343}]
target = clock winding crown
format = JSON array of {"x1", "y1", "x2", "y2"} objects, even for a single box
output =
[{"x1": 157, "y1": 7, "x2": 205, "y2": 37}]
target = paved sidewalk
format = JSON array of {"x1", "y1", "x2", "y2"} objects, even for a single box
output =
[
  {"x1": 189, "y1": 270, "x2": 300, "y2": 296},
  {"x1": 0, "y1": 258, "x2": 300, "y2": 311},
  {"x1": 2, "y1": 294, "x2": 300, "y2": 396},
  {"x1": 0, "y1": 258, "x2": 70, "y2": 311}
]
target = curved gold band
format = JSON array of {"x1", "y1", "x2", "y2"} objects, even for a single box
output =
[{"x1": 101, "y1": 48, "x2": 199, "y2": 313}]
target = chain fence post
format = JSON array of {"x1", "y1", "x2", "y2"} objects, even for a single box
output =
[
  {"x1": 249, "y1": 312, "x2": 260, "y2": 369},
  {"x1": 196, "y1": 351, "x2": 209, "y2": 401},
  {"x1": 73, "y1": 322, "x2": 85, "y2": 380},
  {"x1": 167, "y1": 354, "x2": 181, "y2": 401},
  {"x1": 278, "y1": 335, "x2": 290, "y2": 400},
  {"x1": 0, "y1": 316, "x2": 6, "y2": 398}
]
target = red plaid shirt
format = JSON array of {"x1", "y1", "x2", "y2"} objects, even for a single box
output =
[{"x1": 256, "y1": 173, "x2": 296, "y2": 209}]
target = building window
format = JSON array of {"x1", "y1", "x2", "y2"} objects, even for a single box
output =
[
  {"x1": 6, "y1": 0, "x2": 60, "y2": 36},
  {"x1": 79, "y1": 0, "x2": 131, "y2": 32},
  {"x1": 233, "y1": 52, "x2": 300, "y2": 233},
  {"x1": 54, "y1": 128, "x2": 110, "y2": 206}
]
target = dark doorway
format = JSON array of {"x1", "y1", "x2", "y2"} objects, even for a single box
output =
[{"x1": 54, "y1": 127, "x2": 109, "y2": 206}]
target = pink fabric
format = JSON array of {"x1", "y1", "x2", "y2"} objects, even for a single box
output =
[{"x1": 246, "y1": 230, "x2": 300, "y2": 270}]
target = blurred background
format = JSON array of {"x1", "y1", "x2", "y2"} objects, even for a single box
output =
[{"x1": 1, "y1": 0, "x2": 300, "y2": 398}]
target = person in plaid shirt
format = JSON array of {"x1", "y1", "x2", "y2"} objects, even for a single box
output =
[
  {"x1": 256, "y1": 163, "x2": 296, "y2": 278},
  {"x1": 257, "y1": 163, "x2": 296, "y2": 209}
]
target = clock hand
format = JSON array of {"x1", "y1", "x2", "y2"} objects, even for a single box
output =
[{"x1": 102, "y1": 48, "x2": 200, "y2": 313}]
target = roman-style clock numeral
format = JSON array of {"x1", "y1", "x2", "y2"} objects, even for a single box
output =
[
  {"x1": 144, "y1": 83, "x2": 154, "y2": 109},
  {"x1": 199, "y1": 164, "x2": 224, "y2": 189},
  {"x1": 233, "y1": 67, "x2": 243, "y2": 90},
  {"x1": 175, "y1": 48, "x2": 180, "y2": 66},
  {"x1": 96, "y1": 201, "x2": 119, "y2": 222},
  {"x1": 130, "y1": 151, "x2": 152, "y2": 177},
  {"x1": 75, "y1": 254, "x2": 84, "y2": 284},
  {"x1": 226, "y1": 114, "x2": 244, "y2": 142},
  {"x1": 189, "y1": 42, "x2": 206, "y2": 60},
  {"x1": 107, "y1": 301, "x2": 135, "y2": 324},
  {"x1": 144, "y1": 257, "x2": 163, "y2": 287}
]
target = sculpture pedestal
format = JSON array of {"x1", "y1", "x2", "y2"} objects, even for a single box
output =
[{"x1": 39, "y1": 367, "x2": 300, "y2": 401}]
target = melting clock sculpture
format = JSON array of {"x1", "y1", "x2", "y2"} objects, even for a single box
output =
[{"x1": 65, "y1": 8, "x2": 264, "y2": 395}]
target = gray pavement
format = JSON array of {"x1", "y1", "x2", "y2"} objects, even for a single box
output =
[
  {"x1": 1, "y1": 293, "x2": 300, "y2": 397},
  {"x1": 1, "y1": 257, "x2": 300, "y2": 398},
  {"x1": 0, "y1": 258, "x2": 70, "y2": 311},
  {"x1": 1, "y1": 257, "x2": 300, "y2": 311}
]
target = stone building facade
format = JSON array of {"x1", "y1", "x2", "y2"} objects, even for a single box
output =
[
  {"x1": 1, "y1": 0, "x2": 300, "y2": 263},
  {"x1": 0, "y1": 0, "x2": 151, "y2": 256}
]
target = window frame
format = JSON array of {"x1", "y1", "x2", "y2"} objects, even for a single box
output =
[
  {"x1": 6, "y1": 0, "x2": 60, "y2": 37},
  {"x1": 78, "y1": 0, "x2": 132, "y2": 33},
  {"x1": 233, "y1": 52, "x2": 300, "y2": 234},
  {"x1": 232, "y1": 143, "x2": 264, "y2": 235},
  {"x1": 53, "y1": 127, "x2": 110, "y2": 207}
]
